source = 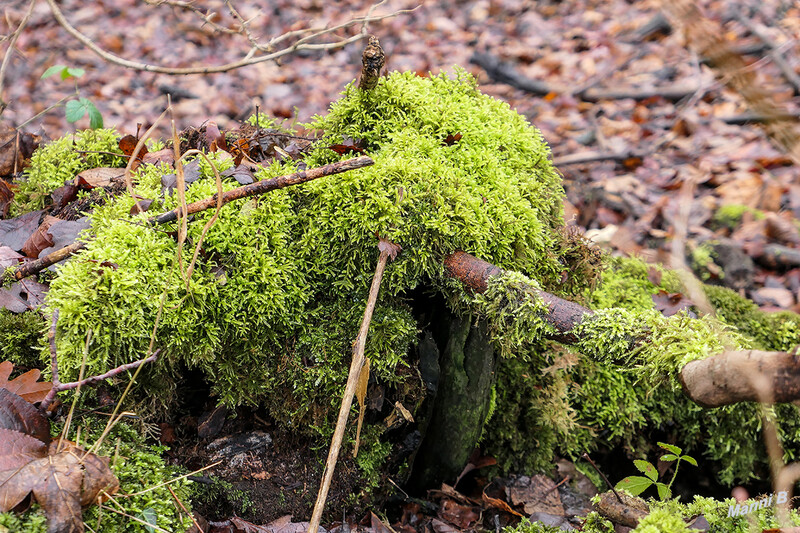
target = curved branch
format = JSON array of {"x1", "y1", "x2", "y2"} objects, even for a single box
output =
[
  {"x1": 444, "y1": 250, "x2": 800, "y2": 408},
  {"x1": 44, "y1": 0, "x2": 417, "y2": 75}
]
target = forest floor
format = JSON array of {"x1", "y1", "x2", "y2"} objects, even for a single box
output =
[{"x1": 2, "y1": 0, "x2": 800, "y2": 531}]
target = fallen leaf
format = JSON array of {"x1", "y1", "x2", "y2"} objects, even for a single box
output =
[
  {"x1": 0, "y1": 389, "x2": 119, "y2": 533},
  {"x1": 20, "y1": 215, "x2": 57, "y2": 258},
  {"x1": 328, "y1": 136, "x2": 365, "y2": 155},
  {"x1": 443, "y1": 133, "x2": 463, "y2": 146},
  {"x1": 0, "y1": 279, "x2": 48, "y2": 313},
  {"x1": 377, "y1": 236, "x2": 401, "y2": 260},
  {"x1": 74, "y1": 167, "x2": 125, "y2": 189},
  {"x1": 0, "y1": 388, "x2": 50, "y2": 447},
  {"x1": 0, "y1": 246, "x2": 22, "y2": 269},
  {"x1": 0, "y1": 180, "x2": 13, "y2": 218},
  {"x1": 481, "y1": 490, "x2": 523, "y2": 517},
  {"x1": 0, "y1": 361, "x2": 52, "y2": 404},
  {"x1": 0, "y1": 211, "x2": 45, "y2": 252},
  {"x1": 438, "y1": 499, "x2": 480, "y2": 529},
  {"x1": 50, "y1": 184, "x2": 79, "y2": 209},
  {"x1": 652, "y1": 290, "x2": 695, "y2": 317}
]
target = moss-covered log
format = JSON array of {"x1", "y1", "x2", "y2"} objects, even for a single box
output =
[{"x1": 446, "y1": 250, "x2": 800, "y2": 408}]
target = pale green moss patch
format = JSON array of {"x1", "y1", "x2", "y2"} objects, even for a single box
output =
[{"x1": 13, "y1": 128, "x2": 125, "y2": 215}]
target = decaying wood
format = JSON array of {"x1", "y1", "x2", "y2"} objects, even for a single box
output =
[
  {"x1": 444, "y1": 250, "x2": 800, "y2": 408},
  {"x1": 1, "y1": 156, "x2": 374, "y2": 282},
  {"x1": 358, "y1": 35, "x2": 385, "y2": 91},
  {"x1": 593, "y1": 491, "x2": 649, "y2": 528},
  {"x1": 6, "y1": 241, "x2": 87, "y2": 282},
  {"x1": 151, "y1": 155, "x2": 374, "y2": 224},
  {"x1": 679, "y1": 350, "x2": 800, "y2": 407}
]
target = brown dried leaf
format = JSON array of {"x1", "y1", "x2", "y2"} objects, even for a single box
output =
[
  {"x1": 765, "y1": 213, "x2": 800, "y2": 246},
  {"x1": 0, "y1": 180, "x2": 13, "y2": 219},
  {"x1": 0, "y1": 361, "x2": 52, "y2": 404},
  {"x1": 20, "y1": 215, "x2": 57, "y2": 259},
  {"x1": 118, "y1": 134, "x2": 147, "y2": 159},
  {"x1": 481, "y1": 491, "x2": 523, "y2": 517},
  {"x1": 377, "y1": 236, "x2": 401, "y2": 261},
  {"x1": 652, "y1": 290, "x2": 694, "y2": 317},
  {"x1": 0, "y1": 211, "x2": 45, "y2": 252},
  {"x1": 0, "y1": 388, "x2": 50, "y2": 445},
  {"x1": 142, "y1": 148, "x2": 175, "y2": 166},
  {"x1": 0, "y1": 427, "x2": 46, "y2": 470},
  {"x1": 74, "y1": 167, "x2": 125, "y2": 189},
  {"x1": 438, "y1": 499, "x2": 480, "y2": 529},
  {"x1": 353, "y1": 357, "x2": 370, "y2": 457}
]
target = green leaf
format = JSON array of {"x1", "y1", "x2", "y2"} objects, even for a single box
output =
[
  {"x1": 41, "y1": 65, "x2": 67, "y2": 79},
  {"x1": 615, "y1": 476, "x2": 653, "y2": 496},
  {"x1": 661, "y1": 453, "x2": 678, "y2": 462},
  {"x1": 655, "y1": 482, "x2": 671, "y2": 501},
  {"x1": 139, "y1": 508, "x2": 157, "y2": 533},
  {"x1": 634, "y1": 459, "x2": 658, "y2": 481},
  {"x1": 682, "y1": 455, "x2": 698, "y2": 467},
  {"x1": 85, "y1": 99, "x2": 103, "y2": 129},
  {"x1": 65, "y1": 67, "x2": 85, "y2": 79},
  {"x1": 658, "y1": 442, "x2": 682, "y2": 455},
  {"x1": 65, "y1": 99, "x2": 87, "y2": 123}
]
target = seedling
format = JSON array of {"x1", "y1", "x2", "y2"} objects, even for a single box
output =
[
  {"x1": 615, "y1": 442, "x2": 698, "y2": 500},
  {"x1": 41, "y1": 64, "x2": 103, "y2": 129}
]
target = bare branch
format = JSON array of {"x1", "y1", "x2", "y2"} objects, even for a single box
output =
[
  {"x1": 0, "y1": 0, "x2": 35, "y2": 112},
  {"x1": 44, "y1": 0, "x2": 418, "y2": 75}
]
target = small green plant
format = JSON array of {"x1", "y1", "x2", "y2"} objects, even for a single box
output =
[
  {"x1": 616, "y1": 442, "x2": 697, "y2": 500},
  {"x1": 41, "y1": 64, "x2": 103, "y2": 129}
]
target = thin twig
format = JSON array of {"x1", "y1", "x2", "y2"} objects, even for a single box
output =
[
  {"x1": 44, "y1": 0, "x2": 417, "y2": 75},
  {"x1": 0, "y1": 0, "x2": 35, "y2": 112},
  {"x1": 1, "y1": 156, "x2": 373, "y2": 282},
  {"x1": 308, "y1": 238, "x2": 400, "y2": 533},
  {"x1": 582, "y1": 452, "x2": 622, "y2": 503}
]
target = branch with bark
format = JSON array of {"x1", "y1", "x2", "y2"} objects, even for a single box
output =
[
  {"x1": 444, "y1": 250, "x2": 800, "y2": 408},
  {"x1": 38, "y1": 310, "x2": 160, "y2": 412},
  {"x1": 1, "y1": 156, "x2": 373, "y2": 282},
  {"x1": 40, "y1": 0, "x2": 417, "y2": 76}
]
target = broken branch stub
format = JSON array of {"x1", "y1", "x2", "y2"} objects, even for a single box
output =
[
  {"x1": 443, "y1": 250, "x2": 800, "y2": 408},
  {"x1": 358, "y1": 35, "x2": 385, "y2": 91}
]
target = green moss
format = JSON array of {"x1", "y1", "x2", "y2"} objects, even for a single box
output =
[
  {"x1": 690, "y1": 243, "x2": 720, "y2": 281},
  {"x1": 0, "y1": 309, "x2": 46, "y2": 368},
  {"x1": 12, "y1": 128, "x2": 126, "y2": 215},
  {"x1": 44, "y1": 70, "x2": 570, "y2": 443},
  {"x1": 503, "y1": 518, "x2": 564, "y2": 533},
  {"x1": 712, "y1": 204, "x2": 763, "y2": 230},
  {"x1": 704, "y1": 284, "x2": 800, "y2": 351},
  {"x1": 0, "y1": 418, "x2": 192, "y2": 533},
  {"x1": 0, "y1": 506, "x2": 47, "y2": 533}
]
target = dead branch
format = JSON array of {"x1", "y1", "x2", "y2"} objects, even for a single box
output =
[
  {"x1": 39, "y1": 310, "x2": 160, "y2": 411},
  {"x1": 150, "y1": 155, "x2": 374, "y2": 224},
  {"x1": 444, "y1": 250, "x2": 800, "y2": 408},
  {"x1": 359, "y1": 35, "x2": 386, "y2": 91},
  {"x1": 679, "y1": 350, "x2": 800, "y2": 407},
  {"x1": 470, "y1": 51, "x2": 701, "y2": 102},
  {"x1": 0, "y1": 0, "x2": 35, "y2": 112},
  {"x1": 552, "y1": 150, "x2": 645, "y2": 167},
  {"x1": 5, "y1": 240, "x2": 87, "y2": 282},
  {"x1": 736, "y1": 14, "x2": 800, "y2": 95},
  {"x1": 308, "y1": 237, "x2": 400, "y2": 533},
  {"x1": 44, "y1": 0, "x2": 417, "y2": 75},
  {"x1": 1, "y1": 156, "x2": 373, "y2": 282}
]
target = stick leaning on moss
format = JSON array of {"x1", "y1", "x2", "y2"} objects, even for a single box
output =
[
  {"x1": 445, "y1": 250, "x2": 800, "y2": 408},
  {"x1": 1, "y1": 155, "x2": 375, "y2": 282}
]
